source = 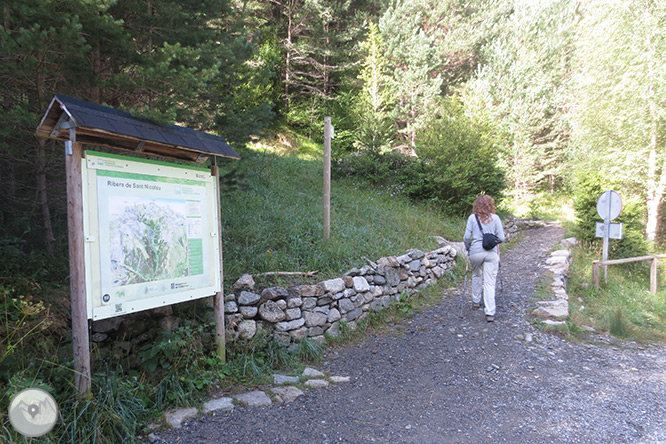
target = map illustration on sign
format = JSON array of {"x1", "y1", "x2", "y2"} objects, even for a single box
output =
[
  {"x1": 83, "y1": 151, "x2": 221, "y2": 320},
  {"x1": 109, "y1": 198, "x2": 190, "y2": 286}
]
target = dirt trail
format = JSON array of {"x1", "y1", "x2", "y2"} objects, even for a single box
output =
[{"x1": 154, "y1": 225, "x2": 666, "y2": 444}]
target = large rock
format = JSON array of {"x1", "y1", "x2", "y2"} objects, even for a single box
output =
[
  {"x1": 232, "y1": 274, "x2": 255, "y2": 292},
  {"x1": 273, "y1": 374, "x2": 300, "y2": 384},
  {"x1": 376, "y1": 256, "x2": 399, "y2": 267},
  {"x1": 302, "y1": 367, "x2": 325, "y2": 378},
  {"x1": 338, "y1": 298, "x2": 355, "y2": 314},
  {"x1": 224, "y1": 301, "x2": 238, "y2": 313},
  {"x1": 159, "y1": 316, "x2": 180, "y2": 332},
  {"x1": 292, "y1": 284, "x2": 323, "y2": 297},
  {"x1": 385, "y1": 267, "x2": 401, "y2": 286},
  {"x1": 327, "y1": 308, "x2": 341, "y2": 323},
  {"x1": 165, "y1": 407, "x2": 198, "y2": 428},
  {"x1": 561, "y1": 237, "x2": 577, "y2": 248},
  {"x1": 289, "y1": 326, "x2": 308, "y2": 340},
  {"x1": 321, "y1": 278, "x2": 346, "y2": 293},
  {"x1": 345, "y1": 308, "x2": 363, "y2": 321},
  {"x1": 237, "y1": 320, "x2": 257, "y2": 339},
  {"x1": 408, "y1": 260, "x2": 421, "y2": 272},
  {"x1": 285, "y1": 307, "x2": 302, "y2": 321},
  {"x1": 352, "y1": 276, "x2": 370, "y2": 292},
  {"x1": 532, "y1": 299, "x2": 569, "y2": 320},
  {"x1": 259, "y1": 300, "x2": 286, "y2": 323},
  {"x1": 271, "y1": 386, "x2": 304, "y2": 403},
  {"x1": 261, "y1": 286, "x2": 289, "y2": 302},
  {"x1": 304, "y1": 311, "x2": 328, "y2": 327},
  {"x1": 326, "y1": 322, "x2": 342, "y2": 337},
  {"x1": 304, "y1": 379, "x2": 330, "y2": 389},
  {"x1": 287, "y1": 295, "x2": 303, "y2": 308},
  {"x1": 275, "y1": 318, "x2": 306, "y2": 332},
  {"x1": 238, "y1": 291, "x2": 261, "y2": 306},
  {"x1": 239, "y1": 306, "x2": 258, "y2": 318},
  {"x1": 232, "y1": 391, "x2": 272, "y2": 407},
  {"x1": 202, "y1": 397, "x2": 234, "y2": 414},
  {"x1": 92, "y1": 317, "x2": 122, "y2": 333}
]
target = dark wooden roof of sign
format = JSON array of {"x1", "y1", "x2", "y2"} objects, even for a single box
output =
[{"x1": 36, "y1": 94, "x2": 240, "y2": 163}]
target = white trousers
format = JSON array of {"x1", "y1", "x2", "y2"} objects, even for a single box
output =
[{"x1": 470, "y1": 250, "x2": 499, "y2": 316}]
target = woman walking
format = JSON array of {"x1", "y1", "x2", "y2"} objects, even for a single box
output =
[{"x1": 463, "y1": 195, "x2": 505, "y2": 322}]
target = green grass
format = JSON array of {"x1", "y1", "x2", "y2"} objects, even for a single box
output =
[
  {"x1": 504, "y1": 191, "x2": 575, "y2": 225},
  {"x1": 1, "y1": 128, "x2": 471, "y2": 442},
  {"x1": 567, "y1": 246, "x2": 666, "y2": 342},
  {"x1": 219, "y1": 134, "x2": 464, "y2": 287}
]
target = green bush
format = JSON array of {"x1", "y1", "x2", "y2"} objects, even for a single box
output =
[
  {"x1": 410, "y1": 97, "x2": 507, "y2": 214},
  {"x1": 333, "y1": 150, "x2": 412, "y2": 186},
  {"x1": 573, "y1": 169, "x2": 648, "y2": 260}
]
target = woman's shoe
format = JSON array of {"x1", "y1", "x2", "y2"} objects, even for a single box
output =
[
  {"x1": 472, "y1": 303, "x2": 481, "y2": 310},
  {"x1": 486, "y1": 315, "x2": 494, "y2": 322}
]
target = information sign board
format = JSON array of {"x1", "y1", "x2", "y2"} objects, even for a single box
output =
[
  {"x1": 82, "y1": 151, "x2": 221, "y2": 320},
  {"x1": 596, "y1": 222, "x2": 623, "y2": 240}
]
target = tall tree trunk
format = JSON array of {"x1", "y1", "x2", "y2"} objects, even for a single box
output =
[
  {"x1": 284, "y1": 1, "x2": 293, "y2": 110},
  {"x1": 35, "y1": 65, "x2": 56, "y2": 255},
  {"x1": 37, "y1": 138, "x2": 56, "y2": 255},
  {"x1": 644, "y1": 6, "x2": 660, "y2": 242},
  {"x1": 645, "y1": 113, "x2": 662, "y2": 242}
]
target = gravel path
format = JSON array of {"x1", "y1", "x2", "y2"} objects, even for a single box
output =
[{"x1": 154, "y1": 225, "x2": 666, "y2": 444}]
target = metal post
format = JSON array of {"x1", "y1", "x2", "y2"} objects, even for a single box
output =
[
  {"x1": 323, "y1": 116, "x2": 332, "y2": 240},
  {"x1": 602, "y1": 217, "x2": 610, "y2": 281}
]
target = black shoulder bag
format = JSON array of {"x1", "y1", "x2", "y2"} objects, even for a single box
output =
[{"x1": 475, "y1": 214, "x2": 501, "y2": 251}]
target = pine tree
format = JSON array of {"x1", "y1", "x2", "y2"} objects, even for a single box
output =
[
  {"x1": 355, "y1": 22, "x2": 394, "y2": 152},
  {"x1": 460, "y1": 0, "x2": 576, "y2": 197},
  {"x1": 570, "y1": 0, "x2": 666, "y2": 241}
]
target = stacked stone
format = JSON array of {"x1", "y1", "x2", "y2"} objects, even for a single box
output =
[
  {"x1": 531, "y1": 237, "x2": 576, "y2": 325},
  {"x1": 225, "y1": 245, "x2": 457, "y2": 345},
  {"x1": 503, "y1": 216, "x2": 520, "y2": 241}
]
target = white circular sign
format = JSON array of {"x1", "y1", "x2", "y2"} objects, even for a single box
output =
[
  {"x1": 8, "y1": 388, "x2": 58, "y2": 437},
  {"x1": 597, "y1": 190, "x2": 622, "y2": 221}
]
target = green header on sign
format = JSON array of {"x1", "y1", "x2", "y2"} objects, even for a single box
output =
[
  {"x1": 97, "y1": 169, "x2": 206, "y2": 186},
  {"x1": 86, "y1": 150, "x2": 211, "y2": 172}
]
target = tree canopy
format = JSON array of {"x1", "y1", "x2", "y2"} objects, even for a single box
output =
[{"x1": 2, "y1": 0, "x2": 666, "y2": 260}]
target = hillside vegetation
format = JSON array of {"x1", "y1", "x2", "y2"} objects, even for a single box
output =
[
  {"x1": 219, "y1": 130, "x2": 467, "y2": 287},
  {"x1": 0, "y1": 130, "x2": 471, "y2": 443}
]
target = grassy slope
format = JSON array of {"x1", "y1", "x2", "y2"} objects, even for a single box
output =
[{"x1": 218, "y1": 130, "x2": 466, "y2": 288}]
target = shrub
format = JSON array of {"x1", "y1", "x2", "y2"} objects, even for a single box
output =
[
  {"x1": 333, "y1": 150, "x2": 412, "y2": 186},
  {"x1": 410, "y1": 97, "x2": 507, "y2": 214},
  {"x1": 573, "y1": 169, "x2": 648, "y2": 260}
]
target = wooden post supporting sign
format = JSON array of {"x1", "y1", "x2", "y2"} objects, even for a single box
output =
[
  {"x1": 65, "y1": 137, "x2": 91, "y2": 395},
  {"x1": 212, "y1": 163, "x2": 226, "y2": 362}
]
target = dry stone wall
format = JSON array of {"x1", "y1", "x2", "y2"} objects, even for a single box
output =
[{"x1": 224, "y1": 245, "x2": 458, "y2": 346}]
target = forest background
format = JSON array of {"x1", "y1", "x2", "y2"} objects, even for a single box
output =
[
  {"x1": 3, "y1": 0, "x2": 666, "y2": 264},
  {"x1": 1, "y1": 0, "x2": 666, "y2": 442}
]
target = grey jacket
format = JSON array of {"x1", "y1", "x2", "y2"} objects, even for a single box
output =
[{"x1": 463, "y1": 213, "x2": 505, "y2": 255}]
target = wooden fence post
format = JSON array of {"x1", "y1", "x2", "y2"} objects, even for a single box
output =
[
  {"x1": 592, "y1": 261, "x2": 600, "y2": 291},
  {"x1": 650, "y1": 257, "x2": 658, "y2": 295}
]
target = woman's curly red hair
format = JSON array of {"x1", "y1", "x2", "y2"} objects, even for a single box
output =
[{"x1": 473, "y1": 195, "x2": 495, "y2": 224}]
